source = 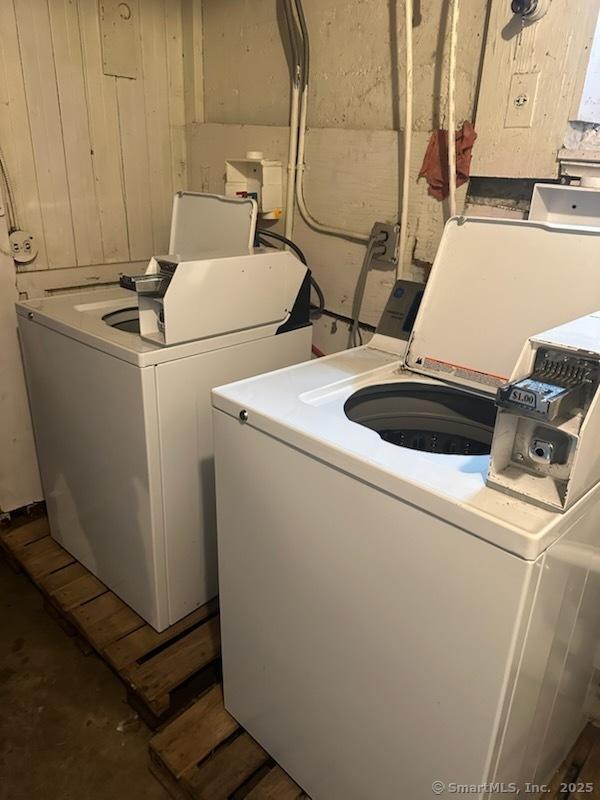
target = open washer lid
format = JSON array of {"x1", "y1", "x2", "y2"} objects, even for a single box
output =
[
  {"x1": 404, "y1": 217, "x2": 600, "y2": 394},
  {"x1": 168, "y1": 191, "x2": 257, "y2": 255}
]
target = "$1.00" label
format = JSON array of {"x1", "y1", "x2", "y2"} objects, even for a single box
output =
[{"x1": 509, "y1": 388, "x2": 536, "y2": 408}]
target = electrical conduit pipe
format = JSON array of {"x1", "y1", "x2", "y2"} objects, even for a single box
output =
[
  {"x1": 396, "y1": 0, "x2": 413, "y2": 279},
  {"x1": 284, "y1": 0, "x2": 302, "y2": 240},
  {"x1": 447, "y1": 0, "x2": 460, "y2": 219}
]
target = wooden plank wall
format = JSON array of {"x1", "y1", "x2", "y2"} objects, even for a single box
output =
[
  {"x1": 473, "y1": 0, "x2": 600, "y2": 178},
  {"x1": 0, "y1": 192, "x2": 42, "y2": 511},
  {"x1": 0, "y1": 0, "x2": 187, "y2": 276}
]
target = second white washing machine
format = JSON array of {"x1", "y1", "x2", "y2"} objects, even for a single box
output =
[
  {"x1": 17, "y1": 193, "x2": 312, "y2": 631},
  {"x1": 213, "y1": 217, "x2": 600, "y2": 799}
]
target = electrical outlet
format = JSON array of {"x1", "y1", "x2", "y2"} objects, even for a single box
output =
[
  {"x1": 505, "y1": 72, "x2": 540, "y2": 129},
  {"x1": 372, "y1": 222, "x2": 400, "y2": 264},
  {"x1": 9, "y1": 229, "x2": 38, "y2": 264}
]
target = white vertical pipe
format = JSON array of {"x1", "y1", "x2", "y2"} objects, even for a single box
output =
[
  {"x1": 447, "y1": 0, "x2": 460, "y2": 219},
  {"x1": 397, "y1": 0, "x2": 413, "y2": 279},
  {"x1": 285, "y1": 80, "x2": 301, "y2": 240}
]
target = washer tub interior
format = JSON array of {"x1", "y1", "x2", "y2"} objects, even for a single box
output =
[
  {"x1": 102, "y1": 307, "x2": 140, "y2": 334},
  {"x1": 344, "y1": 382, "x2": 497, "y2": 455}
]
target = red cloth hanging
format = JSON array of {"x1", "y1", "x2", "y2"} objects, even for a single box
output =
[{"x1": 418, "y1": 121, "x2": 477, "y2": 201}]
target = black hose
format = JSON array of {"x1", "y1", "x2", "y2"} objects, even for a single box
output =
[
  {"x1": 309, "y1": 271, "x2": 325, "y2": 314},
  {"x1": 258, "y1": 229, "x2": 325, "y2": 315},
  {"x1": 258, "y1": 228, "x2": 306, "y2": 264}
]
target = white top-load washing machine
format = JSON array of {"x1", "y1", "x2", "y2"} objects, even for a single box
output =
[
  {"x1": 212, "y1": 217, "x2": 600, "y2": 800},
  {"x1": 17, "y1": 192, "x2": 312, "y2": 632}
]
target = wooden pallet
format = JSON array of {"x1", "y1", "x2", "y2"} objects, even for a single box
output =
[
  {"x1": 151, "y1": 709, "x2": 600, "y2": 800},
  {"x1": 0, "y1": 516, "x2": 221, "y2": 728},
  {"x1": 149, "y1": 685, "x2": 306, "y2": 800}
]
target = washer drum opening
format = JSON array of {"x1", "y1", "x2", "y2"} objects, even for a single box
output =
[
  {"x1": 103, "y1": 307, "x2": 140, "y2": 334},
  {"x1": 344, "y1": 383, "x2": 497, "y2": 455}
]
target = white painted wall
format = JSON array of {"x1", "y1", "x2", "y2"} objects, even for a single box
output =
[
  {"x1": 193, "y1": 0, "x2": 489, "y2": 342},
  {"x1": 194, "y1": 0, "x2": 600, "y2": 347},
  {"x1": 202, "y1": 0, "x2": 488, "y2": 132},
  {"x1": 189, "y1": 121, "x2": 462, "y2": 328}
]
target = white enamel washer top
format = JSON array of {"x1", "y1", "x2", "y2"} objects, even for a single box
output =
[
  {"x1": 214, "y1": 216, "x2": 600, "y2": 558},
  {"x1": 16, "y1": 287, "x2": 280, "y2": 368},
  {"x1": 212, "y1": 344, "x2": 598, "y2": 560}
]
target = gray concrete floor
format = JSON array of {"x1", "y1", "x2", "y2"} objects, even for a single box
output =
[{"x1": 0, "y1": 556, "x2": 168, "y2": 800}]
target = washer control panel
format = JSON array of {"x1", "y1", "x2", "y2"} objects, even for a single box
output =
[
  {"x1": 487, "y1": 312, "x2": 600, "y2": 511},
  {"x1": 377, "y1": 280, "x2": 425, "y2": 341},
  {"x1": 497, "y1": 349, "x2": 599, "y2": 422}
]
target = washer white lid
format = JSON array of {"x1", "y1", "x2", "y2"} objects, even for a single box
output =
[
  {"x1": 404, "y1": 217, "x2": 600, "y2": 393},
  {"x1": 168, "y1": 191, "x2": 257, "y2": 255}
]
